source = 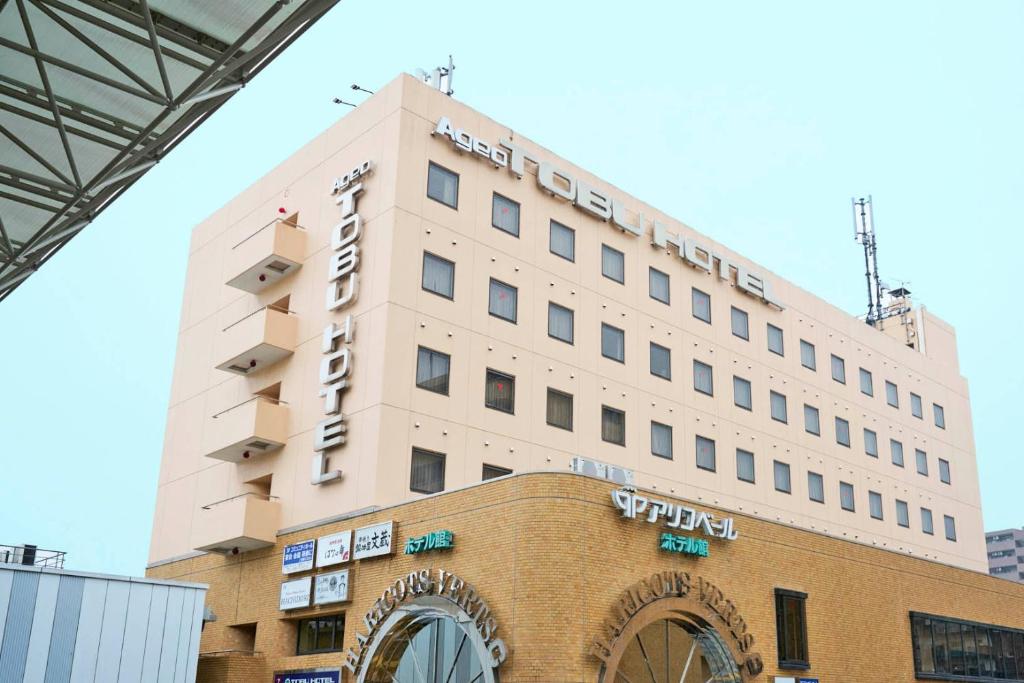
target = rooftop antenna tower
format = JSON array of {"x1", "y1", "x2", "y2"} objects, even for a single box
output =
[
  {"x1": 851, "y1": 196, "x2": 913, "y2": 331},
  {"x1": 414, "y1": 55, "x2": 455, "y2": 97}
]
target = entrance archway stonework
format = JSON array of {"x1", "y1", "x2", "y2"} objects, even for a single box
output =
[{"x1": 591, "y1": 570, "x2": 764, "y2": 681}]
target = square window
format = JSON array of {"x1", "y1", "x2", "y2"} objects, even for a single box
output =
[
  {"x1": 933, "y1": 403, "x2": 946, "y2": 429},
  {"x1": 736, "y1": 449, "x2": 755, "y2": 483},
  {"x1": 734, "y1": 376, "x2": 752, "y2": 411},
  {"x1": 296, "y1": 615, "x2": 344, "y2": 655},
  {"x1": 549, "y1": 220, "x2": 575, "y2": 261},
  {"x1": 774, "y1": 589, "x2": 809, "y2": 669},
  {"x1": 731, "y1": 307, "x2": 749, "y2": 340},
  {"x1": 410, "y1": 447, "x2": 445, "y2": 494},
  {"x1": 896, "y1": 500, "x2": 910, "y2": 528},
  {"x1": 916, "y1": 449, "x2": 928, "y2": 476},
  {"x1": 939, "y1": 458, "x2": 951, "y2": 485},
  {"x1": 922, "y1": 508, "x2": 934, "y2": 535},
  {"x1": 602, "y1": 405, "x2": 625, "y2": 445},
  {"x1": 840, "y1": 481, "x2": 855, "y2": 512},
  {"x1": 835, "y1": 417, "x2": 851, "y2": 447},
  {"x1": 426, "y1": 162, "x2": 458, "y2": 208},
  {"x1": 422, "y1": 252, "x2": 455, "y2": 299},
  {"x1": 886, "y1": 381, "x2": 899, "y2": 408},
  {"x1": 415, "y1": 346, "x2": 450, "y2": 395},
  {"x1": 650, "y1": 342, "x2": 671, "y2": 380},
  {"x1": 944, "y1": 515, "x2": 957, "y2": 542},
  {"x1": 831, "y1": 354, "x2": 846, "y2": 384},
  {"x1": 692, "y1": 288, "x2": 711, "y2": 323},
  {"x1": 911, "y1": 393, "x2": 923, "y2": 419},
  {"x1": 482, "y1": 464, "x2": 512, "y2": 480},
  {"x1": 770, "y1": 391, "x2": 788, "y2": 423},
  {"x1": 491, "y1": 193, "x2": 520, "y2": 236},
  {"x1": 696, "y1": 435, "x2": 716, "y2": 472},
  {"x1": 548, "y1": 302, "x2": 574, "y2": 344},
  {"x1": 774, "y1": 460, "x2": 792, "y2": 494},
  {"x1": 601, "y1": 323, "x2": 625, "y2": 363},
  {"x1": 767, "y1": 324, "x2": 784, "y2": 356},
  {"x1": 484, "y1": 369, "x2": 515, "y2": 414},
  {"x1": 891, "y1": 439, "x2": 905, "y2": 467},
  {"x1": 694, "y1": 360, "x2": 714, "y2": 396},
  {"x1": 649, "y1": 267, "x2": 670, "y2": 304},
  {"x1": 546, "y1": 388, "x2": 573, "y2": 431},
  {"x1": 800, "y1": 340, "x2": 816, "y2": 370},
  {"x1": 859, "y1": 368, "x2": 873, "y2": 396},
  {"x1": 488, "y1": 278, "x2": 517, "y2": 323},
  {"x1": 808, "y1": 472, "x2": 825, "y2": 503},
  {"x1": 864, "y1": 428, "x2": 878, "y2": 457},
  {"x1": 602, "y1": 244, "x2": 625, "y2": 283},
  {"x1": 651, "y1": 421, "x2": 673, "y2": 459},
  {"x1": 804, "y1": 404, "x2": 820, "y2": 436},
  {"x1": 869, "y1": 491, "x2": 884, "y2": 520}
]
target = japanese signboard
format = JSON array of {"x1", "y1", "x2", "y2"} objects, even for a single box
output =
[
  {"x1": 612, "y1": 489, "x2": 738, "y2": 540},
  {"x1": 273, "y1": 670, "x2": 340, "y2": 683},
  {"x1": 660, "y1": 532, "x2": 709, "y2": 558},
  {"x1": 282, "y1": 539, "x2": 316, "y2": 574},
  {"x1": 314, "y1": 569, "x2": 350, "y2": 605},
  {"x1": 404, "y1": 530, "x2": 453, "y2": 555},
  {"x1": 316, "y1": 530, "x2": 352, "y2": 567},
  {"x1": 353, "y1": 521, "x2": 393, "y2": 560},
  {"x1": 279, "y1": 576, "x2": 312, "y2": 610}
]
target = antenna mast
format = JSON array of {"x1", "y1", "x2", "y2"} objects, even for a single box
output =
[
  {"x1": 852, "y1": 196, "x2": 879, "y2": 324},
  {"x1": 414, "y1": 56, "x2": 455, "y2": 97}
]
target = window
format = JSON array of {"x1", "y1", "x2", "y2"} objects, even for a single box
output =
[
  {"x1": 691, "y1": 288, "x2": 711, "y2": 323},
  {"x1": 731, "y1": 307, "x2": 749, "y2": 340},
  {"x1": 800, "y1": 340, "x2": 816, "y2": 370},
  {"x1": 774, "y1": 460, "x2": 792, "y2": 494},
  {"x1": 548, "y1": 302, "x2": 574, "y2": 344},
  {"x1": 869, "y1": 491, "x2": 883, "y2": 520},
  {"x1": 916, "y1": 449, "x2": 928, "y2": 476},
  {"x1": 921, "y1": 507, "x2": 934, "y2": 535},
  {"x1": 896, "y1": 500, "x2": 910, "y2": 528},
  {"x1": 601, "y1": 323, "x2": 625, "y2": 363},
  {"x1": 886, "y1": 380, "x2": 899, "y2": 408},
  {"x1": 297, "y1": 614, "x2": 345, "y2": 655},
  {"x1": 911, "y1": 612, "x2": 1024, "y2": 682},
  {"x1": 774, "y1": 589, "x2": 809, "y2": 670},
  {"x1": 422, "y1": 252, "x2": 455, "y2": 299},
  {"x1": 864, "y1": 428, "x2": 878, "y2": 458},
  {"x1": 649, "y1": 267, "x2": 670, "y2": 304},
  {"x1": 831, "y1": 354, "x2": 846, "y2": 384},
  {"x1": 488, "y1": 278, "x2": 517, "y2": 323},
  {"x1": 767, "y1": 324, "x2": 784, "y2": 356},
  {"x1": 770, "y1": 391, "x2": 788, "y2": 423},
  {"x1": 482, "y1": 464, "x2": 512, "y2": 480},
  {"x1": 651, "y1": 421, "x2": 673, "y2": 459},
  {"x1": 891, "y1": 439, "x2": 905, "y2": 467},
  {"x1": 840, "y1": 481, "x2": 855, "y2": 512},
  {"x1": 694, "y1": 360, "x2": 714, "y2": 396},
  {"x1": 549, "y1": 220, "x2": 575, "y2": 261},
  {"x1": 602, "y1": 405, "x2": 625, "y2": 445},
  {"x1": 939, "y1": 458, "x2": 951, "y2": 485},
  {"x1": 835, "y1": 417, "x2": 851, "y2": 447},
  {"x1": 602, "y1": 244, "x2": 624, "y2": 283},
  {"x1": 736, "y1": 449, "x2": 755, "y2": 483},
  {"x1": 733, "y1": 376, "x2": 752, "y2": 411},
  {"x1": 410, "y1": 448, "x2": 445, "y2": 494},
  {"x1": 546, "y1": 388, "x2": 573, "y2": 431},
  {"x1": 944, "y1": 515, "x2": 957, "y2": 542},
  {"x1": 415, "y1": 347, "x2": 450, "y2": 395},
  {"x1": 484, "y1": 369, "x2": 515, "y2": 414},
  {"x1": 804, "y1": 404, "x2": 820, "y2": 435},
  {"x1": 696, "y1": 435, "x2": 716, "y2": 472},
  {"x1": 933, "y1": 403, "x2": 946, "y2": 429},
  {"x1": 859, "y1": 368, "x2": 873, "y2": 396},
  {"x1": 491, "y1": 193, "x2": 520, "y2": 236},
  {"x1": 426, "y1": 162, "x2": 458, "y2": 208},
  {"x1": 911, "y1": 392, "x2": 923, "y2": 419},
  {"x1": 808, "y1": 472, "x2": 825, "y2": 503},
  {"x1": 650, "y1": 342, "x2": 671, "y2": 380}
]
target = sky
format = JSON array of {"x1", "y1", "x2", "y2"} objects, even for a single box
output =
[{"x1": 1, "y1": 0, "x2": 1021, "y2": 576}]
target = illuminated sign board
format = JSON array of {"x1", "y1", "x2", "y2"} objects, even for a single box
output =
[
  {"x1": 612, "y1": 488, "x2": 738, "y2": 540},
  {"x1": 659, "y1": 532, "x2": 709, "y2": 558},
  {"x1": 404, "y1": 530, "x2": 453, "y2": 555}
]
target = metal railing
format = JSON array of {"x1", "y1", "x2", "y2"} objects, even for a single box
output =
[
  {"x1": 211, "y1": 394, "x2": 289, "y2": 420},
  {"x1": 0, "y1": 544, "x2": 66, "y2": 569},
  {"x1": 221, "y1": 303, "x2": 295, "y2": 333},
  {"x1": 231, "y1": 215, "x2": 307, "y2": 250},
  {"x1": 201, "y1": 492, "x2": 279, "y2": 510}
]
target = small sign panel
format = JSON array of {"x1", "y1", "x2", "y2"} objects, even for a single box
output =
[
  {"x1": 799, "y1": 679, "x2": 820, "y2": 683},
  {"x1": 314, "y1": 569, "x2": 350, "y2": 605},
  {"x1": 404, "y1": 530, "x2": 454, "y2": 555},
  {"x1": 282, "y1": 539, "x2": 315, "y2": 574},
  {"x1": 279, "y1": 577, "x2": 312, "y2": 610},
  {"x1": 273, "y1": 670, "x2": 341, "y2": 683},
  {"x1": 353, "y1": 521, "x2": 394, "y2": 560},
  {"x1": 316, "y1": 530, "x2": 352, "y2": 567}
]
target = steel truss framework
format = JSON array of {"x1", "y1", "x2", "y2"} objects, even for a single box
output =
[{"x1": 0, "y1": 0, "x2": 339, "y2": 301}]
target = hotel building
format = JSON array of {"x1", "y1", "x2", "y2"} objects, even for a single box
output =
[{"x1": 147, "y1": 74, "x2": 1024, "y2": 682}]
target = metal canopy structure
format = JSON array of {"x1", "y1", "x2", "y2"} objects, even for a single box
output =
[{"x1": 0, "y1": 0, "x2": 340, "y2": 301}]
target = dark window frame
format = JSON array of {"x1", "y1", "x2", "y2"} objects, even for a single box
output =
[
  {"x1": 484, "y1": 368, "x2": 516, "y2": 414},
  {"x1": 482, "y1": 463, "x2": 513, "y2": 480},
  {"x1": 910, "y1": 611, "x2": 1024, "y2": 683},
  {"x1": 736, "y1": 448, "x2": 756, "y2": 484},
  {"x1": 487, "y1": 277, "x2": 518, "y2": 323},
  {"x1": 694, "y1": 359, "x2": 714, "y2": 396},
  {"x1": 549, "y1": 219, "x2": 575, "y2": 262},
  {"x1": 808, "y1": 471, "x2": 825, "y2": 504},
  {"x1": 426, "y1": 161, "x2": 459, "y2": 209},
  {"x1": 731, "y1": 306, "x2": 749, "y2": 340},
  {"x1": 410, "y1": 447, "x2": 446, "y2": 494},
  {"x1": 601, "y1": 405, "x2": 626, "y2": 446},
  {"x1": 649, "y1": 266, "x2": 670, "y2": 304},
  {"x1": 650, "y1": 341, "x2": 672, "y2": 380},
  {"x1": 770, "y1": 390, "x2": 788, "y2": 424},
  {"x1": 773, "y1": 460, "x2": 792, "y2": 494},
  {"x1": 651, "y1": 421, "x2": 673, "y2": 460},
  {"x1": 734, "y1": 376, "x2": 753, "y2": 411},
  {"x1": 831, "y1": 354, "x2": 846, "y2": 384},
  {"x1": 692, "y1": 287, "x2": 711, "y2": 324},
  {"x1": 800, "y1": 339, "x2": 816, "y2": 371},
  {"x1": 296, "y1": 614, "x2": 345, "y2": 655},
  {"x1": 491, "y1": 191, "x2": 520, "y2": 237},
  {"x1": 415, "y1": 346, "x2": 451, "y2": 396},
  {"x1": 767, "y1": 323, "x2": 785, "y2": 357},
  {"x1": 421, "y1": 251, "x2": 455, "y2": 300},
  {"x1": 546, "y1": 388, "x2": 573, "y2": 431},
  {"x1": 601, "y1": 244, "x2": 625, "y2": 284},
  {"x1": 547, "y1": 301, "x2": 574, "y2": 344},
  {"x1": 696, "y1": 434, "x2": 717, "y2": 472},
  {"x1": 775, "y1": 588, "x2": 810, "y2": 670},
  {"x1": 601, "y1": 322, "x2": 626, "y2": 363}
]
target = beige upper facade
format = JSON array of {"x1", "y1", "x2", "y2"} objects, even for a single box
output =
[{"x1": 149, "y1": 74, "x2": 985, "y2": 572}]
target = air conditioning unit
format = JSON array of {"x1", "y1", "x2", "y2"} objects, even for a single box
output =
[
  {"x1": 570, "y1": 457, "x2": 634, "y2": 486},
  {"x1": 606, "y1": 465, "x2": 635, "y2": 486}
]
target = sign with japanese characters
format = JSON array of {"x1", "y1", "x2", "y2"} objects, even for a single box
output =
[
  {"x1": 404, "y1": 530, "x2": 454, "y2": 555},
  {"x1": 660, "y1": 532, "x2": 709, "y2": 558},
  {"x1": 612, "y1": 489, "x2": 738, "y2": 540},
  {"x1": 316, "y1": 530, "x2": 352, "y2": 567},
  {"x1": 353, "y1": 521, "x2": 394, "y2": 560},
  {"x1": 279, "y1": 576, "x2": 312, "y2": 610},
  {"x1": 282, "y1": 539, "x2": 316, "y2": 574},
  {"x1": 314, "y1": 569, "x2": 350, "y2": 605},
  {"x1": 273, "y1": 670, "x2": 340, "y2": 683}
]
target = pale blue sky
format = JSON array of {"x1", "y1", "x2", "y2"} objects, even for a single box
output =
[{"x1": 1, "y1": 1, "x2": 1021, "y2": 575}]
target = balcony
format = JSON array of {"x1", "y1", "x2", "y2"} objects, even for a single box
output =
[
  {"x1": 203, "y1": 396, "x2": 288, "y2": 463},
  {"x1": 225, "y1": 216, "x2": 305, "y2": 294},
  {"x1": 215, "y1": 305, "x2": 297, "y2": 376},
  {"x1": 192, "y1": 494, "x2": 281, "y2": 554}
]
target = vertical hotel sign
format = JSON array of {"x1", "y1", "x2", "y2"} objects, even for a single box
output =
[{"x1": 312, "y1": 161, "x2": 373, "y2": 484}]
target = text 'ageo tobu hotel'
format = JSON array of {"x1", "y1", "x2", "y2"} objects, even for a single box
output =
[{"x1": 148, "y1": 74, "x2": 1021, "y2": 683}]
